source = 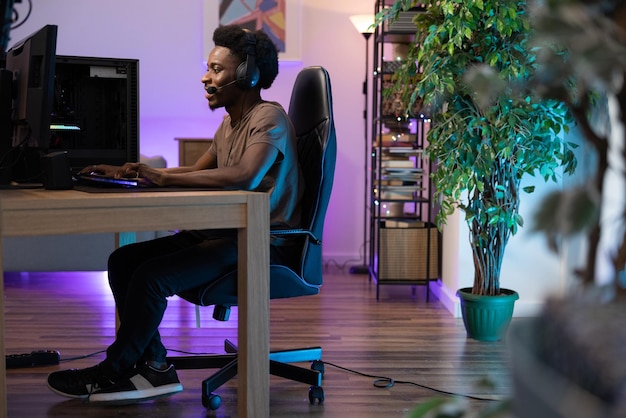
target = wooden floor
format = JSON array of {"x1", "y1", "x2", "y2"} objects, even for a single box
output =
[{"x1": 5, "y1": 268, "x2": 513, "y2": 417}]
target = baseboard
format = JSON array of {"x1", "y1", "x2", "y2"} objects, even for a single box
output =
[
  {"x1": 322, "y1": 255, "x2": 367, "y2": 271},
  {"x1": 323, "y1": 257, "x2": 545, "y2": 317},
  {"x1": 510, "y1": 301, "x2": 543, "y2": 317},
  {"x1": 429, "y1": 280, "x2": 461, "y2": 317}
]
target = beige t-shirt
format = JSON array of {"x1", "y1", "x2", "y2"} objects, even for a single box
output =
[{"x1": 209, "y1": 100, "x2": 303, "y2": 230}]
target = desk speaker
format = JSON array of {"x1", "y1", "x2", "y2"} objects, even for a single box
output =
[{"x1": 41, "y1": 151, "x2": 73, "y2": 190}]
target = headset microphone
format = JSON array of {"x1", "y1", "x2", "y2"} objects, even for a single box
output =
[{"x1": 205, "y1": 79, "x2": 237, "y2": 95}]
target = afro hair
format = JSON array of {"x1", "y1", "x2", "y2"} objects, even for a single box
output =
[{"x1": 213, "y1": 24, "x2": 279, "y2": 89}]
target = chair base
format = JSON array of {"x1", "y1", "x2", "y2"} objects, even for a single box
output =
[{"x1": 167, "y1": 339, "x2": 324, "y2": 410}]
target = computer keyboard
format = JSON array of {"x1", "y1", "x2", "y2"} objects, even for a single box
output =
[{"x1": 74, "y1": 173, "x2": 144, "y2": 188}]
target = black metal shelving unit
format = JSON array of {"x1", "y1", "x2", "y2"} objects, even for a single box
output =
[{"x1": 368, "y1": 0, "x2": 441, "y2": 301}]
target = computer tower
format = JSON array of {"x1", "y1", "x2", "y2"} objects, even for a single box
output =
[{"x1": 50, "y1": 55, "x2": 139, "y2": 171}]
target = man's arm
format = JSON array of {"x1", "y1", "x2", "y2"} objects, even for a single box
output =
[
  {"x1": 137, "y1": 142, "x2": 279, "y2": 189},
  {"x1": 159, "y1": 148, "x2": 218, "y2": 174}
]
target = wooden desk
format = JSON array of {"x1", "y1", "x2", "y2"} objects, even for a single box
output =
[
  {"x1": 0, "y1": 189, "x2": 269, "y2": 417},
  {"x1": 175, "y1": 137, "x2": 213, "y2": 166}
]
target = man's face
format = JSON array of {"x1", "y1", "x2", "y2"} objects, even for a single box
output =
[{"x1": 202, "y1": 46, "x2": 241, "y2": 110}]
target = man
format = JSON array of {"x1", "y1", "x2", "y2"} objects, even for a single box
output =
[{"x1": 47, "y1": 24, "x2": 303, "y2": 404}]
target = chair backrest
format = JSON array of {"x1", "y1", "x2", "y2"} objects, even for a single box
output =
[{"x1": 288, "y1": 66, "x2": 336, "y2": 285}]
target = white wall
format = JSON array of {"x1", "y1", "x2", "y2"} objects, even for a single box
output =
[
  {"x1": 6, "y1": 0, "x2": 373, "y2": 271},
  {"x1": 5, "y1": 0, "x2": 575, "y2": 316}
]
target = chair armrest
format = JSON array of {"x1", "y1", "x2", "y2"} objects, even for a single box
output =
[{"x1": 270, "y1": 228, "x2": 322, "y2": 245}]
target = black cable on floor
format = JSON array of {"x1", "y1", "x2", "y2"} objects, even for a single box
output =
[
  {"x1": 321, "y1": 360, "x2": 505, "y2": 402},
  {"x1": 56, "y1": 349, "x2": 506, "y2": 403},
  {"x1": 59, "y1": 349, "x2": 106, "y2": 363}
]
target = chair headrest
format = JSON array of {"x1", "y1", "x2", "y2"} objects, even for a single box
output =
[{"x1": 288, "y1": 66, "x2": 333, "y2": 138}]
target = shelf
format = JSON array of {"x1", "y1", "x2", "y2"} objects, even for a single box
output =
[
  {"x1": 375, "y1": 196, "x2": 430, "y2": 204},
  {"x1": 375, "y1": 148, "x2": 425, "y2": 158},
  {"x1": 378, "y1": 176, "x2": 419, "y2": 183},
  {"x1": 375, "y1": 32, "x2": 414, "y2": 43},
  {"x1": 379, "y1": 0, "x2": 425, "y2": 7},
  {"x1": 382, "y1": 167, "x2": 423, "y2": 172},
  {"x1": 381, "y1": 60, "x2": 405, "y2": 74},
  {"x1": 376, "y1": 226, "x2": 439, "y2": 281},
  {"x1": 382, "y1": 146, "x2": 424, "y2": 153},
  {"x1": 380, "y1": 8, "x2": 426, "y2": 34},
  {"x1": 379, "y1": 185, "x2": 423, "y2": 193},
  {"x1": 383, "y1": 219, "x2": 426, "y2": 228}
]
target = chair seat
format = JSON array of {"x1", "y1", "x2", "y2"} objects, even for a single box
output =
[{"x1": 177, "y1": 265, "x2": 320, "y2": 307}]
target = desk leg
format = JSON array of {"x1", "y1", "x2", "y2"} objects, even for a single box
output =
[
  {"x1": 237, "y1": 193, "x2": 269, "y2": 417},
  {"x1": 0, "y1": 234, "x2": 6, "y2": 418},
  {"x1": 115, "y1": 232, "x2": 137, "y2": 248}
]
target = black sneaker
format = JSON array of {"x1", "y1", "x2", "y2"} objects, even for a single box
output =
[
  {"x1": 47, "y1": 364, "x2": 116, "y2": 399},
  {"x1": 88, "y1": 363, "x2": 183, "y2": 403}
]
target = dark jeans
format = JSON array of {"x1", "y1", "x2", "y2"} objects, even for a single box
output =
[{"x1": 101, "y1": 229, "x2": 299, "y2": 377}]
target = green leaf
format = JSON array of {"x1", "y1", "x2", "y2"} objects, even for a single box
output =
[{"x1": 407, "y1": 397, "x2": 467, "y2": 418}]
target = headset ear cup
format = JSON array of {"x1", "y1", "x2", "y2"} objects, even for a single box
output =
[
  {"x1": 236, "y1": 62, "x2": 249, "y2": 88},
  {"x1": 235, "y1": 54, "x2": 260, "y2": 89},
  {"x1": 248, "y1": 65, "x2": 260, "y2": 88},
  {"x1": 236, "y1": 29, "x2": 260, "y2": 89}
]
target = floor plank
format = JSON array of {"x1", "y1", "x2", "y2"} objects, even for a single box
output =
[{"x1": 5, "y1": 269, "x2": 513, "y2": 417}]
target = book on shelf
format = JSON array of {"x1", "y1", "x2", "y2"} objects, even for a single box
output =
[
  {"x1": 385, "y1": 220, "x2": 425, "y2": 228},
  {"x1": 381, "y1": 159, "x2": 415, "y2": 168},
  {"x1": 376, "y1": 133, "x2": 414, "y2": 145}
]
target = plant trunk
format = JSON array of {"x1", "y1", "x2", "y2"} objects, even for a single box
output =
[{"x1": 469, "y1": 158, "x2": 520, "y2": 296}]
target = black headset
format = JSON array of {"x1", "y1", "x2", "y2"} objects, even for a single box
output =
[{"x1": 235, "y1": 29, "x2": 260, "y2": 89}]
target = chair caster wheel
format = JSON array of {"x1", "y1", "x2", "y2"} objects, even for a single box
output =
[
  {"x1": 308, "y1": 385, "x2": 324, "y2": 405},
  {"x1": 311, "y1": 360, "x2": 325, "y2": 378},
  {"x1": 203, "y1": 393, "x2": 222, "y2": 410}
]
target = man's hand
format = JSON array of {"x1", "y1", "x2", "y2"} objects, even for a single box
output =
[
  {"x1": 115, "y1": 162, "x2": 142, "y2": 179},
  {"x1": 136, "y1": 164, "x2": 166, "y2": 186},
  {"x1": 78, "y1": 162, "x2": 154, "y2": 182},
  {"x1": 78, "y1": 164, "x2": 122, "y2": 177}
]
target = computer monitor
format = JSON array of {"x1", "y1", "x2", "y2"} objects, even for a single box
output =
[
  {"x1": 0, "y1": 24, "x2": 57, "y2": 185},
  {"x1": 6, "y1": 24, "x2": 57, "y2": 148},
  {"x1": 0, "y1": 0, "x2": 14, "y2": 184},
  {"x1": 0, "y1": 0, "x2": 14, "y2": 56}
]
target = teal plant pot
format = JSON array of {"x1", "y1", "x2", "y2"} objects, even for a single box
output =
[{"x1": 457, "y1": 287, "x2": 519, "y2": 342}]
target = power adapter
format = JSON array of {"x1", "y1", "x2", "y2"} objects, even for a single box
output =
[{"x1": 6, "y1": 350, "x2": 61, "y2": 369}]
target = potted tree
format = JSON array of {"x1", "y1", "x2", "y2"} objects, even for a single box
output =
[{"x1": 376, "y1": 0, "x2": 577, "y2": 341}]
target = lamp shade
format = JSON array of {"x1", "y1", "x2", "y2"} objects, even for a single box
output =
[{"x1": 349, "y1": 14, "x2": 375, "y2": 35}]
